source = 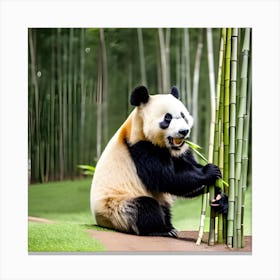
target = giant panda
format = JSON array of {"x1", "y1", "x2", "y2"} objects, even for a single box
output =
[{"x1": 90, "y1": 86, "x2": 228, "y2": 237}]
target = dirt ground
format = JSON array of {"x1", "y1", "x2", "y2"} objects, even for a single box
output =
[
  {"x1": 87, "y1": 229, "x2": 252, "y2": 253},
  {"x1": 28, "y1": 216, "x2": 252, "y2": 253}
]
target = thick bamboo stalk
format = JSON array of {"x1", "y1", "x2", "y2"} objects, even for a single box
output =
[
  {"x1": 234, "y1": 28, "x2": 250, "y2": 248},
  {"x1": 223, "y1": 28, "x2": 232, "y2": 193},
  {"x1": 208, "y1": 28, "x2": 225, "y2": 246},
  {"x1": 208, "y1": 28, "x2": 219, "y2": 244},
  {"x1": 227, "y1": 28, "x2": 238, "y2": 247},
  {"x1": 206, "y1": 28, "x2": 216, "y2": 163},
  {"x1": 196, "y1": 29, "x2": 224, "y2": 246},
  {"x1": 241, "y1": 55, "x2": 252, "y2": 247}
]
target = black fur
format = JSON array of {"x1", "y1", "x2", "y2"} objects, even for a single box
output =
[
  {"x1": 211, "y1": 189, "x2": 229, "y2": 214},
  {"x1": 159, "y1": 113, "x2": 172, "y2": 129},
  {"x1": 170, "y1": 86, "x2": 179, "y2": 99},
  {"x1": 159, "y1": 120, "x2": 170, "y2": 129},
  {"x1": 127, "y1": 140, "x2": 222, "y2": 198},
  {"x1": 127, "y1": 196, "x2": 177, "y2": 237},
  {"x1": 130, "y1": 86, "x2": 149, "y2": 106}
]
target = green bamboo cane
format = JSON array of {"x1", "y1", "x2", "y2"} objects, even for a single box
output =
[
  {"x1": 217, "y1": 139, "x2": 224, "y2": 243},
  {"x1": 227, "y1": 28, "x2": 238, "y2": 247},
  {"x1": 223, "y1": 28, "x2": 232, "y2": 194},
  {"x1": 241, "y1": 51, "x2": 252, "y2": 247},
  {"x1": 208, "y1": 28, "x2": 227, "y2": 246},
  {"x1": 196, "y1": 28, "x2": 226, "y2": 245},
  {"x1": 234, "y1": 28, "x2": 250, "y2": 248}
]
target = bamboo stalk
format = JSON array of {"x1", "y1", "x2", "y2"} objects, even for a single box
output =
[
  {"x1": 28, "y1": 29, "x2": 41, "y2": 182},
  {"x1": 234, "y1": 28, "x2": 250, "y2": 248},
  {"x1": 57, "y1": 28, "x2": 64, "y2": 181},
  {"x1": 196, "y1": 29, "x2": 225, "y2": 246},
  {"x1": 68, "y1": 28, "x2": 73, "y2": 178},
  {"x1": 158, "y1": 28, "x2": 168, "y2": 92},
  {"x1": 180, "y1": 30, "x2": 186, "y2": 104},
  {"x1": 208, "y1": 28, "x2": 226, "y2": 246},
  {"x1": 80, "y1": 28, "x2": 86, "y2": 165},
  {"x1": 227, "y1": 28, "x2": 238, "y2": 247},
  {"x1": 241, "y1": 53, "x2": 252, "y2": 247},
  {"x1": 137, "y1": 28, "x2": 147, "y2": 86},
  {"x1": 217, "y1": 145, "x2": 224, "y2": 243},
  {"x1": 206, "y1": 28, "x2": 216, "y2": 163},
  {"x1": 184, "y1": 28, "x2": 192, "y2": 108},
  {"x1": 223, "y1": 28, "x2": 232, "y2": 194},
  {"x1": 192, "y1": 29, "x2": 203, "y2": 144},
  {"x1": 208, "y1": 28, "x2": 219, "y2": 244}
]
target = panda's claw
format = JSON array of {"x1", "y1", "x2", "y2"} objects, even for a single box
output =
[{"x1": 168, "y1": 228, "x2": 178, "y2": 238}]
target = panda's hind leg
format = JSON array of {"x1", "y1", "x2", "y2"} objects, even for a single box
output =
[{"x1": 125, "y1": 196, "x2": 177, "y2": 238}]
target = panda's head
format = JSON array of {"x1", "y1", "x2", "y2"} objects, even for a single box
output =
[{"x1": 130, "y1": 86, "x2": 193, "y2": 155}]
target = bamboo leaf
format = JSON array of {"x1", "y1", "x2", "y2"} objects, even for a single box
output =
[
  {"x1": 185, "y1": 139, "x2": 202, "y2": 150},
  {"x1": 186, "y1": 140, "x2": 229, "y2": 187},
  {"x1": 188, "y1": 144, "x2": 208, "y2": 163},
  {"x1": 77, "y1": 165, "x2": 96, "y2": 172}
]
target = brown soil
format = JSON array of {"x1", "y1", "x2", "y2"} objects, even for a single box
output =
[
  {"x1": 28, "y1": 216, "x2": 252, "y2": 253},
  {"x1": 87, "y1": 229, "x2": 252, "y2": 253}
]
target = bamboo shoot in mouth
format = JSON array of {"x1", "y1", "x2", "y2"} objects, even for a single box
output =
[{"x1": 185, "y1": 139, "x2": 228, "y2": 187}]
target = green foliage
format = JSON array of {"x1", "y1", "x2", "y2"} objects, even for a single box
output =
[
  {"x1": 77, "y1": 165, "x2": 95, "y2": 176},
  {"x1": 186, "y1": 139, "x2": 208, "y2": 163}
]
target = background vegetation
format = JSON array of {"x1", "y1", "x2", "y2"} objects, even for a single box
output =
[{"x1": 28, "y1": 28, "x2": 228, "y2": 183}]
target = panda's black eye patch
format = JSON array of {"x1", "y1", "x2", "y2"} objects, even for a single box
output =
[
  {"x1": 181, "y1": 112, "x2": 189, "y2": 124},
  {"x1": 159, "y1": 113, "x2": 172, "y2": 129},
  {"x1": 164, "y1": 113, "x2": 172, "y2": 122}
]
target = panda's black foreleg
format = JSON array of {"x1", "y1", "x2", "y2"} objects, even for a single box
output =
[{"x1": 126, "y1": 196, "x2": 177, "y2": 238}]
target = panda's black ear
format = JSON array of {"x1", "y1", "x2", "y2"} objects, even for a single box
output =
[
  {"x1": 170, "y1": 86, "x2": 179, "y2": 99},
  {"x1": 130, "y1": 86, "x2": 149, "y2": 106}
]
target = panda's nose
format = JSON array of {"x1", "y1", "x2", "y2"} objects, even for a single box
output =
[{"x1": 179, "y1": 129, "x2": 189, "y2": 137}]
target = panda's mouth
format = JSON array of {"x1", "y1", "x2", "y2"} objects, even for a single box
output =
[{"x1": 167, "y1": 136, "x2": 185, "y2": 149}]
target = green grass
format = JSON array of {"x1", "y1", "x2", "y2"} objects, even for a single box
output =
[
  {"x1": 29, "y1": 178, "x2": 252, "y2": 252},
  {"x1": 28, "y1": 179, "x2": 93, "y2": 224},
  {"x1": 28, "y1": 222, "x2": 105, "y2": 252},
  {"x1": 28, "y1": 178, "x2": 107, "y2": 252}
]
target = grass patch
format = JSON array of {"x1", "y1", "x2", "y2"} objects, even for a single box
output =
[
  {"x1": 28, "y1": 222, "x2": 105, "y2": 252},
  {"x1": 29, "y1": 179, "x2": 93, "y2": 224}
]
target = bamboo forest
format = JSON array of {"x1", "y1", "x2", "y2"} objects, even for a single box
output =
[{"x1": 28, "y1": 28, "x2": 252, "y2": 248}]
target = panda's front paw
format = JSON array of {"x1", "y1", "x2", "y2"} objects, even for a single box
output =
[
  {"x1": 202, "y1": 163, "x2": 221, "y2": 185},
  {"x1": 210, "y1": 192, "x2": 228, "y2": 214}
]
